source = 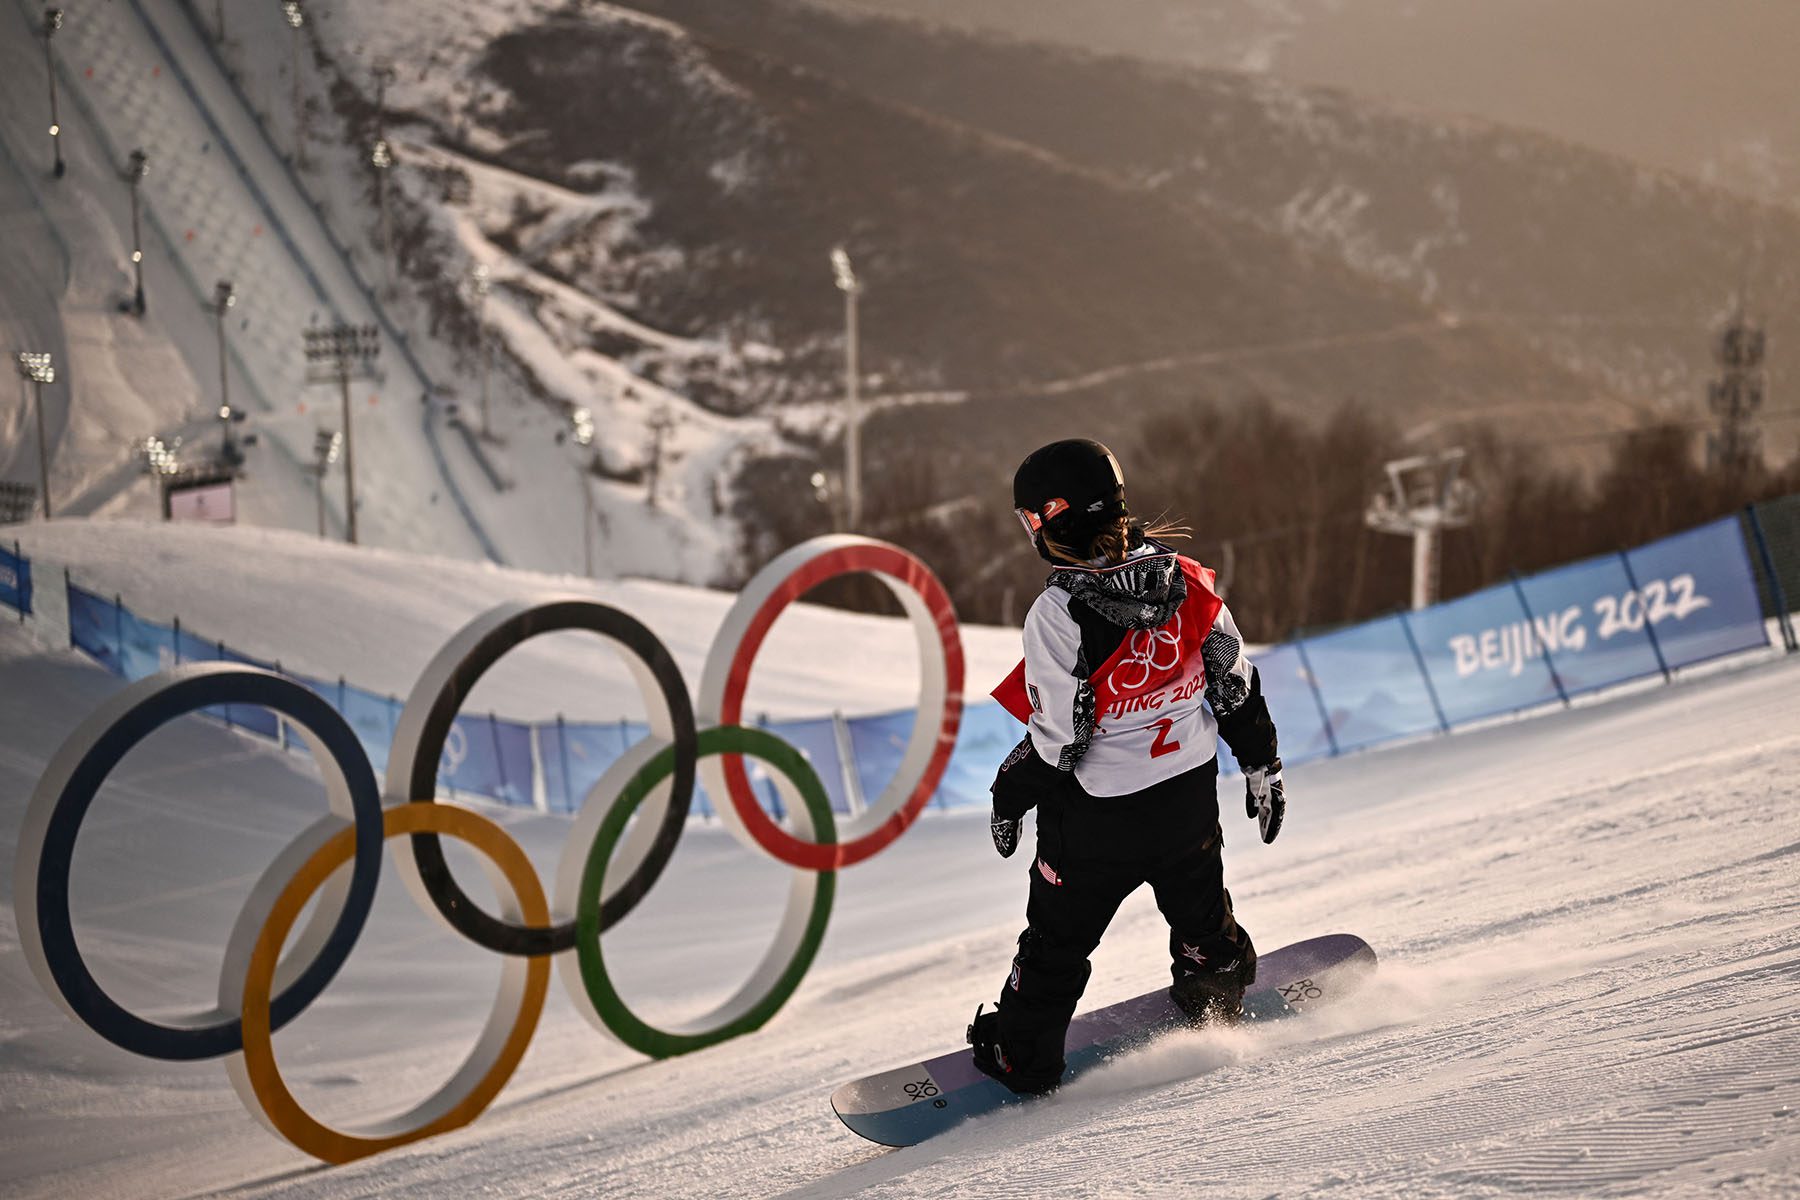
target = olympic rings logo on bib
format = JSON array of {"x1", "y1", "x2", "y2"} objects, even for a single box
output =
[{"x1": 14, "y1": 536, "x2": 962, "y2": 1164}]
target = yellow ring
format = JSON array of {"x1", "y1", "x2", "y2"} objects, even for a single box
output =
[{"x1": 231, "y1": 805, "x2": 550, "y2": 1164}]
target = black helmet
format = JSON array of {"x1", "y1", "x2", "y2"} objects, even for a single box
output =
[{"x1": 1012, "y1": 439, "x2": 1127, "y2": 559}]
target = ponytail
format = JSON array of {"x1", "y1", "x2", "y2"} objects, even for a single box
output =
[{"x1": 1044, "y1": 513, "x2": 1191, "y2": 567}]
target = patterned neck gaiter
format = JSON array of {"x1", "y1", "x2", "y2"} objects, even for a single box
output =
[{"x1": 1046, "y1": 538, "x2": 1187, "y2": 631}]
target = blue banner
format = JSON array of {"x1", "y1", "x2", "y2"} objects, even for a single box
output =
[
  {"x1": 1405, "y1": 583, "x2": 1561, "y2": 726},
  {"x1": 216, "y1": 645, "x2": 282, "y2": 738},
  {"x1": 1296, "y1": 617, "x2": 1444, "y2": 753},
  {"x1": 68, "y1": 586, "x2": 124, "y2": 675},
  {"x1": 938, "y1": 703, "x2": 1022, "y2": 807},
  {"x1": 1249, "y1": 642, "x2": 1336, "y2": 766},
  {"x1": 1510, "y1": 554, "x2": 1657, "y2": 698},
  {"x1": 49, "y1": 508, "x2": 1780, "y2": 818},
  {"x1": 847, "y1": 709, "x2": 917, "y2": 815},
  {"x1": 0, "y1": 545, "x2": 29, "y2": 614},
  {"x1": 767, "y1": 715, "x2": 855, "y2": 815},
  {"x1": 541, "y1": 719, "x2": 644, "y2": 815},
  {"x1": 1623, "y1": 517, "x2": 1769, "y2": 669}
]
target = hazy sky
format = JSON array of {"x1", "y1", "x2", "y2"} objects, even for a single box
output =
[{"x1": 818, "y1": 0, "x2": 1800, "y2": 203}]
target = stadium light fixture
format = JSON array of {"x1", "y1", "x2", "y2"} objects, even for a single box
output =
[{"x1": 304, "y1": 324, "x2": 380, "y2": 545}]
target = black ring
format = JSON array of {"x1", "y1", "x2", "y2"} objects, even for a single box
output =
[
  {"x1": 401, "y1": 600, "x2": 695, "y2": 956},
  {"x1": 21, "y1": 667, "x2": 384, "y2": 1060}
]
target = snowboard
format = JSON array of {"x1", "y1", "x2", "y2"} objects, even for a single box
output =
[{"x1": 831, "y1": 933, "x2": 1376, "y2": 1147}]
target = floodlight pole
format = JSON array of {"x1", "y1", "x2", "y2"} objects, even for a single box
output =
[
  {"x1": 15, "y1": 353, "x2": 55, "y2": 519},
  {"x1": 470, "y1": 264, "x2": 492, "y2": 438},
  {"x1": 127, "y1": 149, "x2": 148, "y2": 315},
  {"x1": 559, "y1": 408, "x2": 598, "y2": 576},
  {"x1": 43, "y1": 9, "x2": 65, "y2": 179},
  {"x1": 371, "y1": 139, "x2": 393, "y2": 292},
  {"x1": 283, "y1": 2, "x2": 306, "y2": 168},
  {"x1": 831, "y1": 246, "x2": 862, "y2": 531},
  {"x1": 338, "y1": 364, "x2": 356, "y2": 542},
  {"x1": 213, "y1": 280, "x2": 236, "y2": 461},
  {"x1": 305, "y1": 325, "x2": 379, "y2": 545},
  {"x1": 311, "y1": 428, "x2": 339, "y2": 538},
  {"x1": 645, "y1": 405, "x2": 676, "y2": 509}
]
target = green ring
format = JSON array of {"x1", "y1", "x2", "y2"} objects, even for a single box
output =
[{"x1": 575, "y1": 725, "x2": 837, "y2": 1058}]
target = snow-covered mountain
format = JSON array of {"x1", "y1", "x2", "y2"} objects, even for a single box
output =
[{"x1": 814, "y1": 0, "x2": 1800, "y2": 207}]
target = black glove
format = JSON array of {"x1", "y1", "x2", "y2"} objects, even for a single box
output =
[
  {"x1": 991, "y1": 810, "x2": 1023, "y2": 858},
  {"x1": 1244, "y1": 757, "x2": 1285, "y2": 844},
  {"x1": 993, "y1": 734, "x2": 1058, "y2": 845}
]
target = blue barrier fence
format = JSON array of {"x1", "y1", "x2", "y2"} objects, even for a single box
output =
[
  {"x1": 25, "y1": 508, "x2": 1790, "y2": 815},
  {"x1": 1260, "y1": 515, "x2": 1771, "y2": 764},
  {"x1": 0, "y1": 541, "x2": 29, "y2": 617}
]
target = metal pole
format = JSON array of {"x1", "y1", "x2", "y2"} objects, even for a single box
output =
[
  {"x1": 1745, "y1": 503, "x2": 1797, "y2": 652},
  {"x1": 1292, "y1": 637, "x2": 1340, "y2": 758},
  {"x1": 339, "y1": 365, "x2": 358, "y2": 544},
  {"x1": 1616, "y1": 550, "x2": 1670, "y2": 683},
  {"x1": 582, "y1": 471, "x2": 594, "y2": 577},
  {"x1": 1509, "y1": 570, "x2": 1570, "y2": 706},
  {"x1": 33, "y1": 380, "x2": 51, "y2": 519},
  {"x1": 130, "y1": 185, "x2": 144, "y2": 313},
  {"x1": 376, "y1": 162, "x2": 391, "y2": 291},
  {"x1": 315, "y1": 465, "x2": 326, "y2": 537},
  {"x1": 127, "y1": 151, "x2": 147, "y2": 315},
  {"x1": 43, "y1": 10, "x2": 64, "y2": 179},
  {"x1": 286, "y1": 6, "x2": 306, "y2": 168},
  {"x1": 478, "y1": 289, "x2": 490, "y2": 438},
  {"x1": 1411, "y1": 526, "x2": 1436, "y2": 610},
  {"x1": 568, "y1": 457, "x2": 595, "y2": 577},
  {"x1": 844, "y1": 284, "x2": 861, "y2": 531},
  {"x1": 217, "y1": 306, "x2": 229, "y2": 416},
  {"x1": 1395, "y1": 610, "x2": 1450, "y2": 733}
]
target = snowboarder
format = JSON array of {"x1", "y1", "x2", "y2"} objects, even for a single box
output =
[{"x1": 968, "y1": 438, "x2": 1288, "y2": 1095}]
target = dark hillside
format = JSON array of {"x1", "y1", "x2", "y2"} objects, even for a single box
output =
[{"x1": 622, "y1": 0, "x2": 1800, "y2": 459}]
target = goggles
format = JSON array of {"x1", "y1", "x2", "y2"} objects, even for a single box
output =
[{"x1": 1013, "y1": 497, "x2": 1071, "y2": 541}]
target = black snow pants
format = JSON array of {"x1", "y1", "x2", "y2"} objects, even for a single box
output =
[{"x1": 994, "y1": 758, "x2": 1255, "y2": 1083}]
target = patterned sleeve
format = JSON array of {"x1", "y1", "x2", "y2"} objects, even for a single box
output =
[
  {"x1": 1021, "y1": 589, "x2": 1093, "y2": 771},
  {"x1": 1205, "y1": 603, "x2": 1279, "y2": 768},
  {"x1": 1201, "y1": 603, "x2": 1254, "y2": 716}
]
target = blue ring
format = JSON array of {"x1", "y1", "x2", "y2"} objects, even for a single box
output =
[{"x1": 28, "y1": 667, "x2": 383, "y2": 1061}]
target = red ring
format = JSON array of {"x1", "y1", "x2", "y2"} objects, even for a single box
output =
[{"x1": 717, "y1": 543, "x2": 963, "y2": 870}]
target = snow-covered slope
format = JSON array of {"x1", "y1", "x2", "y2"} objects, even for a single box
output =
[
  {"x1": 5, "y1": 518, "x2": 1024, "y2": 720},
  {"x1": 2, "y1": 526, "x2": 1797, "y2": 1197}
]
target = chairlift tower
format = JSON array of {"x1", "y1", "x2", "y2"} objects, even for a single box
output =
[
  {"x1": 1365, "y1": 448, "x2": 1476, "y2": 610},
  {"x1": 1706, "y1": 307, "x2": 1765, "y2": 474}
]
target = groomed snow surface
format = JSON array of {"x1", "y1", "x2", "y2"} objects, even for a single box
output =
[{"x1": 3, "y1": 524, "x2": 1799, "y2": 1198}]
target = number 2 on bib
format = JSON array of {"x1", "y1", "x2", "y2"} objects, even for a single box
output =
[{"x1": 1149, "y1": 717, "x2": 1182, "y2": 758}]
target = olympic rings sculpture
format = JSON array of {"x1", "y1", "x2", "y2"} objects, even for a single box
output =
[{"x1": 13, "y1": 535, "x2": 964, "y2": 1163}]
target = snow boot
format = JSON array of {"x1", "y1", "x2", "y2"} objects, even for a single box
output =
[
  {"x1": 1171, "y1": 958, "x2": 1247, "y2": 1027},
  {"x1": 967, "y1": 1005, "x2": 1061, "y2": 1096}
]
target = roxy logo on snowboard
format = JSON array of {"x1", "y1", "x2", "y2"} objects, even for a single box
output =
[{"x1": 1278, "y1": 978, "x2": 1325, "y2": 1005}]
